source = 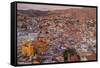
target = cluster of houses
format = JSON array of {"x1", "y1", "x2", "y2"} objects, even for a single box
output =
[{"x1": 17, "y1": 9, "x2": 96, "y2": 64}]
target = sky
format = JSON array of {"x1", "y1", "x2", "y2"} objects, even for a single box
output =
[{"x1": 17, "y1": 3, "x2": 82, "y2": 11}]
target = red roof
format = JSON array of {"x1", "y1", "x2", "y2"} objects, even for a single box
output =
[
  {"x1": 68, "y1": 54, "x2": 80, "y2": 62},
  {"x1": 86, "y1": 53, "x2": 96, "y2": 60}
]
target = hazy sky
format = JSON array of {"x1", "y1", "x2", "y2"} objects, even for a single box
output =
[{"x1": 17, "y1": 3, "x2": 82, "y2": 11}]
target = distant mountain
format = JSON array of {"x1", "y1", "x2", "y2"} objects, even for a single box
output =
[
  {"x1": 17, "y1": 8, "x2": 96, "y2": 20},
  {"x1": 48, "y1": 8, "x2": 96, "y2": 20},
  {"x1": 18, "y1": 9, "x2": 49, "y2": 17}
]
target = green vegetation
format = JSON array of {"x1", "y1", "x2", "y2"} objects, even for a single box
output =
[{"x1": 63, "y1": 48, "x2": 76, "y2": 62}]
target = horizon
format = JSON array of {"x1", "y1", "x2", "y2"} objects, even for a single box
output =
[{"x1": 17, "y1": 3, "x2": 83, "y2": 11}]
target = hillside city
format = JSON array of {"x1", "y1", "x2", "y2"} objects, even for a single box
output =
[{"x1": 17, "y1": 8, "x2": 96, "y2": 64}]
